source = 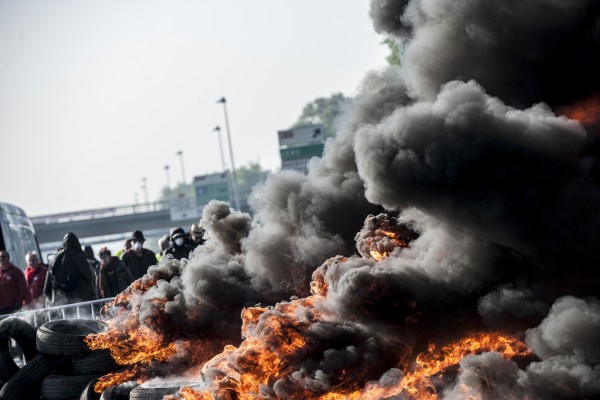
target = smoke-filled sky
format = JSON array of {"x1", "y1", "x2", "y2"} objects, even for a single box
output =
[{"x1": 0, "y1": 0, "x2": 388, "y2": 217}]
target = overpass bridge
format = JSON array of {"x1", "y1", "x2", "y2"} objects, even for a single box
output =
[{"x1": 31, "y1": 201, "x2": 201, "y2": 245}]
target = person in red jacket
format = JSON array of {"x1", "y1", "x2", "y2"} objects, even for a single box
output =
[
  {"x1": 0, "y1": 250, "x2": 28, "y2": 315},
  {"x1": 23, "y1": 250, "x2": 48, "y2": 307}
]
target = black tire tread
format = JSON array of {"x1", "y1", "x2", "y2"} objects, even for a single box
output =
[
  {"x1": 79, "y1": 378, "x2": 101, "y2": 400},
  {"x1": 0, "y1": 353, "x2": 69, "y2": 400},
  {"x1": 41, "y1": 373, "x2": 101, "y2": 400},
  {"x1": 36, "y1": 319, "x2": 107, "y2": 356},
  {"x1": 0, "y1": 317, "x2": 38, "y2": 382},
  {"x1": 72, "y1": 349, "x2": 118, "y2": 375}
]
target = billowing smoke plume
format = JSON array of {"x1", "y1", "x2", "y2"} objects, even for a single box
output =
[{"x1": 96, "y1": 1, "x2": 600, "y2": 398}]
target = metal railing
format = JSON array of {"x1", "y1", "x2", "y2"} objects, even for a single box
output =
[
  {"x1": 0, "y1": 297, "x2": 115, "y2": 327},
  {"x1": 1, "y1": 298, "x2": 115, "y2": 366}
]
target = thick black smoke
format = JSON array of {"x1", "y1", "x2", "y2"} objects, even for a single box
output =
[
  {"x1": 114, "y1": 1, "x2": 600, "y2": 398},
  {"x1": 370, "y1": 0, "x2": 600, "y2": 108}
]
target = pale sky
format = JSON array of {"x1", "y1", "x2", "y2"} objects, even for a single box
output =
[{"x1": 0, "y1": 1, "x2": 388, "y2": 217}]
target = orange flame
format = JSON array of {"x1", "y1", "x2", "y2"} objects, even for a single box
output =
[
  {"x1": 85, "y1": 316, "x2": 177, "y2": 366},
  {"x1": 319, "y1": 333, "x2": 529, "y2": 400},
  {"x1": 557, "y1": 91, "x2": 600, "y2": 126},
  {"x1": 369, "y1": 227, "x2": 413, "y2": 261},
  {"x1": 93, "y1": 366, "x2": 140, "y2": 393}
]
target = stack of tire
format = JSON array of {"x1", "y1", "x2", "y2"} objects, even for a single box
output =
[{"x1": 0, "y1": 317, "x2": 120, "y2": 400}]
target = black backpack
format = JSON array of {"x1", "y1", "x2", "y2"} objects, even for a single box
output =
[{"x1": 50, "y1": 252, "x2": 77, "y2": 292}]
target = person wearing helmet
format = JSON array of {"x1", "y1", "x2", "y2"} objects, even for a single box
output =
[
  {"x1": 163, "y1": 227, "x2": 195, "y2": 261},
  {"x1": 186, "y1": 223, "x2": 206, "y2": 249}
]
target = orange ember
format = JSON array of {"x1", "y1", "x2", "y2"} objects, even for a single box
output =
[
  {"x1": 557, "y1": 91, "x2": 600, "y2": 126},
  {"x1": 370, "y1": 228, "x2": 412, "y2": 260}
]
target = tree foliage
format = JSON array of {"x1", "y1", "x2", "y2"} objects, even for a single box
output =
[
  {"x1": 292, "y1": 93, "x2": 349, "y2": 137},
  {"x1": 383, "y1": 36, "x2": 401, "y2": 66},
  {"x1": 157, "y1": 162, "x2": 270, "y2": 212}
]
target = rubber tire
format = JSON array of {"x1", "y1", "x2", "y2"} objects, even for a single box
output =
[
  {"x1": 0, "y1": 317, "x2": 38, "y2": 383},
  {"x1": 36, "y1": 319, "x2": 108, "y2": 356},
  {"x1": 72, "y1": 349, "x2": 119, "y2": 375},
  {"x1": 129, "y1": 385, "x2": 180, "y2": 399},
  {"x1": 0, "y1": 353, "x2": 69, "y2": 400},
  {"x1": 41, "y1": 372, "x2": 101, "y2": 400},
  {"x1": 99, "y1": 383, "x2": 137, "y2": 400},
  {"x1": 79, "y1": 378, "x2": 101, "y2": 400}
]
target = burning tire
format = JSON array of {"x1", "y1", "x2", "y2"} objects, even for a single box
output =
[
  {"x1": 41, "y1": 372, "x2": 102, "y2": 400},
  {"x1": 128, "y1": 385, "x2": 180, "y2": 399},
  {"x1": 0, "y1": 318, "x2": 38, "y2": 384},
  {"x1": 98, "y1": 383, "x2": 137, "y2": 400},
  {"x1": 79, "y1": 378, "x2": 101, "y2": 400},
  {"x1": 0, "y1": 353, "x2": 69, "y2": 400},
  {"x1": 36, "y1": 319, "x2": 108, "y2": 356},
  {"x1": 72, "y1": 349, "x2": 119, "y2": 375}
]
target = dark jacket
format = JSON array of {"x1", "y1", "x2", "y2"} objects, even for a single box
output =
[
  {"x1": 122, "y1": 248, "x2": 157, "y2": 280},
  {"x1": 0, "y1": 262, "x2": 28, "y2": 312},
  {"x1": 98, "y1": 257, "x2": 134, "y2": 298},
  {"x1": 184, "y1": 232, "x2": 205, "y2": 249},
  {"x1": 44, "y1": 233, "x2": 97, "y2": 305},
  {"x1": 163, "y1": 242, "x2": 195, "y2": 261}
]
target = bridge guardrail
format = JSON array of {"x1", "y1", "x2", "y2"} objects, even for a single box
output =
[{"x1": 30, "y1": 201, "x2": 170, "y2": 225}]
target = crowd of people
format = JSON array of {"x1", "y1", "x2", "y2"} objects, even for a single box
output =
[{"x1": 0, "y1": 223, "x2": 205, "y2": 317}]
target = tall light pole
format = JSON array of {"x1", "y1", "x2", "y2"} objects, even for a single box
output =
[
  {"x1": 141, "y1": 177, "x2": 149, "y2": 204},
  {"x1": 176, "y1": 150, "x2": 186, "y2": 186},
  {"x1": 164, "y1": 165, "x2": 171, "y2": 190},
  {"x1": 217, "y1": 97, "x2": 241, "y2": 210},
  {"x1": 213, "y1": 125, "x2": 227, "y2": 172}
]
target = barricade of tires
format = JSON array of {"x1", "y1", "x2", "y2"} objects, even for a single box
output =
[
  {"x1": 0, "y1": 318, "x2": 193, "y2": 400},
  {"x1": 0, "y1": 317, "x2": 121, "y2": 400}
]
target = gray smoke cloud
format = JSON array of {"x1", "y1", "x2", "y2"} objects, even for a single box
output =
[{"x1": 102, "y1": 1, "x2": 600, "y2": 398}]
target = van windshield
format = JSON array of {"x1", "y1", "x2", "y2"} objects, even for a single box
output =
[{"x1": 0, "y1": 204, "x2": 40, "y2": 270}]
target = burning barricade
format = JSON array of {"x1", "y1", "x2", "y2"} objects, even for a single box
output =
[{"x1": 5, "y1": 0, "x2": 600, "y2": 398}]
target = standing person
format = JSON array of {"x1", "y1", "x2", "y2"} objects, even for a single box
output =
[
  {"x1": 186, "y1": 223, "x2": 206, "y2": 249},
  {"x1": 43, "y1": 232, "x2": 97, "y2": 306},
  {"x1": 156, "y1": 234, "x2": 170, "y2": 262},
  {"x1": 84, "y1": 244, "x2": 100, "y2": 299},
  {"x1": 0, "y1": 250, "x2": 28, "y2": 315},
  {"x1": 163, "y1": 227, "x2": 195, "y2": 261},
  {"x1": 23, "y1": 250, "x2": 48, "y2": 307},
  {"x1": 97, "y1": 247, "x2": 134, "y2": 298},
  {"x1": 114, "y1": 238, "x2": 132, "y2": 260},
  {"x1": 84, "y1": 245, "x2": 100, "y2": 271},
  {"x1": 122, "y1": 230, "x2": 157, "y2": 280}
]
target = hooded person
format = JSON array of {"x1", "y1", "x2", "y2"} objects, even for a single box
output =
[
  {"x1": 163, "y1": 227, "x2": 195, "y2": 261},
  {"x1": 121, "y1": 230, "x2": 157, "y2": 280},
  {"x1": 43, "y1": 232, "x2": 97, "y2": 306}
]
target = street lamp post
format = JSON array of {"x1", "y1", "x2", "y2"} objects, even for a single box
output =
[
  {"x1": 213, "y1": 125, "x2": 227, "y2": 172},
  {"x1": 176, "y1": 150, "x2": 186, "y2": 186},
  {"x1": 164, "y1": 165, "x2": 171, "y2": 190},
  {"x1": 217, "y1": 97, "x2": 241, "y2": 210},
  {"x1": 141, "y1": 177, "x2": 149, "y2": 205}
]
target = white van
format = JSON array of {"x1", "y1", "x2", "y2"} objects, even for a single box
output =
[{"x1": 0, "y1": 202, "x2": 42, "y2": 270}]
